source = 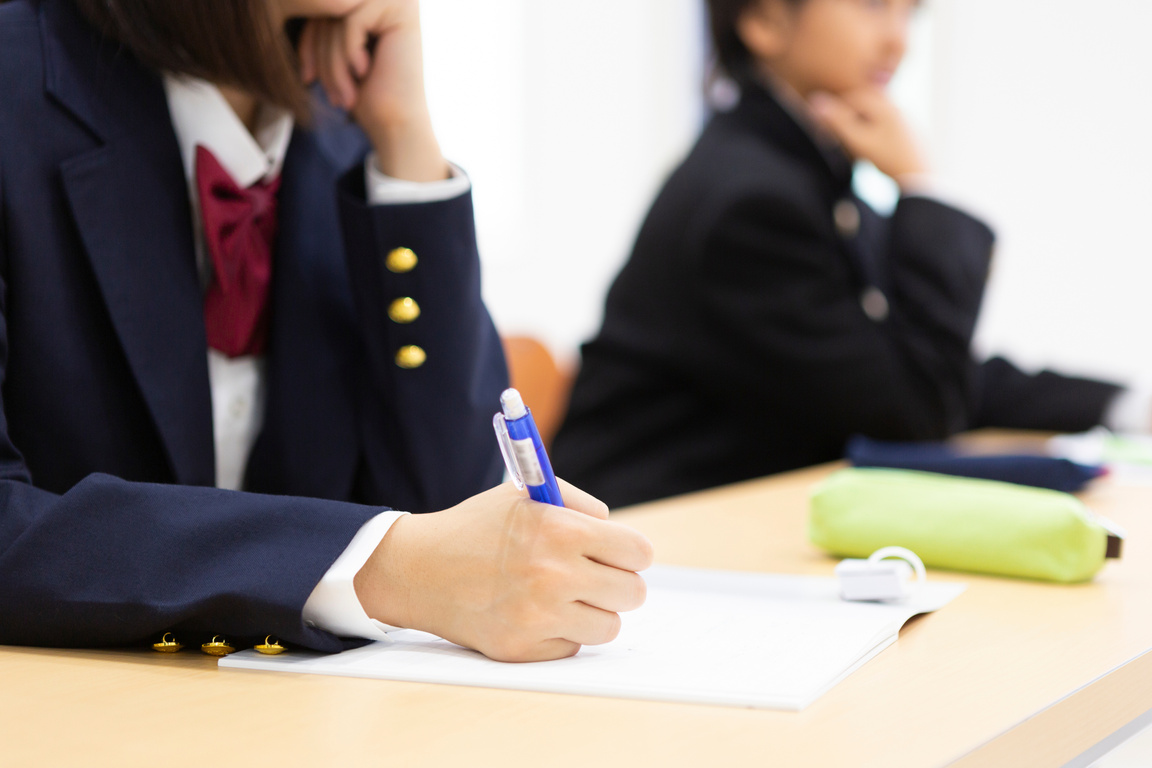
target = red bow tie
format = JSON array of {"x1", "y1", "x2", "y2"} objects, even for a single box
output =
[{"x1": 196, "y1": 145, "x2": 280, "y2": 358}]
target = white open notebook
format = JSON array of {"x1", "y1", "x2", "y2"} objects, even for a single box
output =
[{"x1": 221, "y1": 565, "x2": 964, "y2": 710}]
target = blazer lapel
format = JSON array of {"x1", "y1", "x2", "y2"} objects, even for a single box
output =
[
  {"x1": 243, "y1": 127, "x2": 360, "y2": 499},
  {"x1": 737, "y1": 82, "x2": 884, "y2": 289},
  {"x1": 43, "y1": 0, "x2": 215, "y2": 486},
  {"x1": 736, "y1": 81, "x2": 855, "y2": 200}
]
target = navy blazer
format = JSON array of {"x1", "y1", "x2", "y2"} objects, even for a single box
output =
[
  {"x1": 0, "y1": 0, "x2": 507, "y2": 651},
  {"x1": 553, "y1": 82, "x2": 1119, "y2": 508}
]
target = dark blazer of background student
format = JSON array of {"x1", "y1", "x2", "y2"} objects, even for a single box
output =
[
  {"x1": 552, "y1": 81, "x2": 1120, "y2": 509},
  {"x1": 0, "y1": 0, "x2": 505, "y2": 650}
]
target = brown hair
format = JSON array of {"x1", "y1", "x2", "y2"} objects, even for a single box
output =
[
  {"x1": 72, "y1": 0, "x2": 311, "y2": 119},
  {"x1": 708, "y1": 0, "x2": 805, "y2": 83}
]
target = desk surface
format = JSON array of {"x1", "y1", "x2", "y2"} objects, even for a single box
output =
[{"x1": 5, "y1": 442, "x2": 1152, "y2": 767}]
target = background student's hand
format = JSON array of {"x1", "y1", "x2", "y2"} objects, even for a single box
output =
[
  {"x1": 297, "y1": 0, "x2": 448, "y2": 182},
  {"x1": 808, "y1": 88, "x2": 928, "y2": 186},
  {"x1": 353, "y1": 480, "x2": 655, "y2": 662}
]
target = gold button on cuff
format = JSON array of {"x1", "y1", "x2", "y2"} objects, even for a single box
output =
[
  {"x1": 395, "y1": 345, "x2": 427, "y2": 369},
  {"x1": 200, "y1": 636, "x2": 236, "y2": 657},
  {"x1": 388, "y1": 297, "x2": 421, "y2": 324},
  {"x1": 386, "y1": 247, "x2": 418, "y2": 274},
  {"x1": 152, "y1": 633, "x2": 183, "y2": 653},
  {"x1": 255, "y1": 636, "x2": 286, "y2": 655}
]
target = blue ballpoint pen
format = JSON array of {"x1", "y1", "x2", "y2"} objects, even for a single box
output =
[{"x1": 493, "y1": 388, "x2": 564, "y2": 507}]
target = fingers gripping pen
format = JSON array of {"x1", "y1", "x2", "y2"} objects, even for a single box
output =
[{"x1": 493, "y1": 388, "x2": 565, "y2": 507}]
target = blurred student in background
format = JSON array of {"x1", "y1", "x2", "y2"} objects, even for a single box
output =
[{"x1": 553, "y1": 0, "x2": 1141, "y2": 508}]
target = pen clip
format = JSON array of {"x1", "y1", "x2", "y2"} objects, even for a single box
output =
[{"x1": 493, "y1": 412, "x2": 526, "y2": 490}]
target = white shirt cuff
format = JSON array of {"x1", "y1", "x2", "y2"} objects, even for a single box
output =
[
  {"x1": 1105, "y1": 384, "x2": 1152, "y2": 434},
  {"x1": 302, "y1": 510, "x2": 409, "y2": 640},
  {"x1": 897, "y1": 173, "x2": 988, "y2": 223},
  {"x1": 364, "y1": 156, "x2": 471, "y2": 205},
  {"x1": 894, "y1": 172, "x2": 940, "y2": 199}
]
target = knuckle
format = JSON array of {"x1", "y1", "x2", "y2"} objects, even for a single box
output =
[
  {"x1": 524, "y1": 561, "x2": 564, "y2": 597},
  {"x1": 598, "y1": 612, "x2": 622, "y2": 645},
  {"x1": 633, "y1": 533, "x2": 656, "y2": 569},
  {"x1": 628, "y1": 574, "x2": 648, "y2": 610},
  {"x1": 541, "y1": 507, "x2": 583, "y2": 546}
]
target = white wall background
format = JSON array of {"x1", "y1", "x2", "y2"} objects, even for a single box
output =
[
  {"x1": 931, "y1": 0, "x2": 1152, "y2": 387},
  {"x1": 421, "y1": 0, "x2": 1152, "y2": 386},
  {"x1": 422, "y1": 0, "x2": 706, "y2": 364}
]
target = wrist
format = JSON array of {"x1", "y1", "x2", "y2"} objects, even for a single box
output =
[
  {"x1": 891, "y1": 162, "x2": 930, "y2": 185},
  {"x1": 884, "y1": 142, "x2": 929, "y2": 186},
  {"x1": 354, "y1": 513, "x2": 419, "y2": 630},
  {"x1": 365, "y1": 110, "x2": 449, "y2": 183},
  {"x1": 895, "y1": 169, "x2": 934, "y2": 194}
]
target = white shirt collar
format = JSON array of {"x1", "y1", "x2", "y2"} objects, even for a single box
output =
[{"x1": 163, "y1": 74, "x2": 294, "y2": 188}]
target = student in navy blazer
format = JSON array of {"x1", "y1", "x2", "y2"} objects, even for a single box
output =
[
  {"x1": 0, "y1": 0, "x2": 651, "y2": 661},
  {"x1": 553, "y1": 0, "x2": 1130, "y2": 508}
]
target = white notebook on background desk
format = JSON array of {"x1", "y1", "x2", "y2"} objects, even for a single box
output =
[{"x1": 221, "y1": 565, "x2": 964, "y2": 711}]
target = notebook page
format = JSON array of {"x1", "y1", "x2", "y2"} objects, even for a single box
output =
[{"x1": 221, "y1": 565, "x2": 964, "y2": 710}]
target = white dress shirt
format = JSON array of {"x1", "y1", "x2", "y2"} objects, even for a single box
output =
[{"x1": 163, "y1": 75, "x2": 470, "y2": 640}]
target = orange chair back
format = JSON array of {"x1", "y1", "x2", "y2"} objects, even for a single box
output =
[{"x1": 501, "y1": 336, "x2": 574, "y2": 451}]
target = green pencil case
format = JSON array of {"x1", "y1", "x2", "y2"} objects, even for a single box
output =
[{"x1": 808, "y1": 468, "x2": 1122, "y2": 583}]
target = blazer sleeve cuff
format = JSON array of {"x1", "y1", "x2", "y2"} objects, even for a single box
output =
[
  {"x1": 897, "y1": 174, "x2": 989, "y2": 225},
  {"x1": 303, "y1": 510, "x2": 410, "y2": 639}
]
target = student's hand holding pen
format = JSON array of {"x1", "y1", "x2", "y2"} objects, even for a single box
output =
[
  {"x1": 808, "y1": 87, "x2": 929, "y2": 188},
  {"x1": 353, "y1": 480, "x2": 655, "y2": 662},
  {"x1": 297, "y1": 0, "x2": 449, "y2": 183}
]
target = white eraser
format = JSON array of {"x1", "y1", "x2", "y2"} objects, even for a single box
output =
[{"x1": 835, "y1": 558, "x2": 914, "y2": 602}]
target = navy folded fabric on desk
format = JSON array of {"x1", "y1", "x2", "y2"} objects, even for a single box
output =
[{"x1": 845, "y1": 435, "x2": 1106, "y2": 493}]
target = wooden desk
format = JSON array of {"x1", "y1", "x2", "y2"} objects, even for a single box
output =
[{"x1": 5, "y1": 457, "x2": 1152, "y2": 767}]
